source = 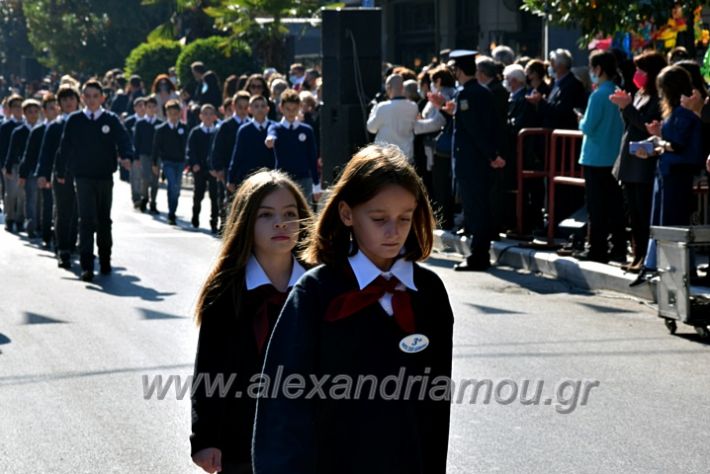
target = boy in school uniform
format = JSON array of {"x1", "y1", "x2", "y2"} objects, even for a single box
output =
[
  {"x1": 226, "y1": 95, "x2": 275, "y2": 192},
  {"x1": 186, "y1": 104, "x2": 218, "y2": 232},
  {"x1": 0, "y1": 94, "x2": 25, "y2": 230},
  {"x1": 151, "y1": 98, "x2": 188, "y2": 226},
  {"x1": 55, "y1": 80, "x2": 134, "y2": 282},
  {"x1": 265, "y1": 88, "x2": 321, "y2": 202},
  {"x1": 133, "y1": 95, "x2": 162, "y2": 213},
  {"x1": 37, "y1": 85, "x2": 80, "y2": 269},
  {"x1": 210, "y1": 91, "x2": 250, "y2": 230},
  {"x1": 121, "y1": 97, "x2": 146, "y2": 183},
  {"x1": 3, "y1": 99, "x2": 43, "y2": 233},
  {"x1": 19, "y1": 94, "x2": 59, "y2": 241}
]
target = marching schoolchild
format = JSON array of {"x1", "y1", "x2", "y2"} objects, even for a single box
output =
[
  {"x1": 187, "y1": 103, "x2": 219, "y2": 233},
  {"x1": 210, "y1": 91, "x2": 251, "y2": 232},
  {"x1": 37, "y1": 85, "x2": 80, "y2": 269},
  {"x1": 191, "y1": 170, "x2": 312, "y2": 474},
  {"x1": 122, "y1": 96, "x2": 146, "y2": 184},
  {"x1": 19, "y1": 94, "x2": 59, "y2": 242},
  {"x1": 55, "y1": 79, "x2": 134, "y2": 282},
  {"x1": 151, "y1": 98, "x2": 188, "y2": 226},
  {"x1": 0, "y1": 94, "x2": 25, "y2": 231},
  {"x1": 226, "y1": 95, "x2": 275, "y2": 193},
  {"x1": 3, "y1": 99, "x2": 43, "y2": 234},
  {"x1": 134, "y1": 95, "x2": 162, "y2": 213},
  {"x1": 265, "y1": 89, "x2": 320, "y2": 203},
  {"x1": 253, "y1": 144, "x2": 454, "y2": 474}
]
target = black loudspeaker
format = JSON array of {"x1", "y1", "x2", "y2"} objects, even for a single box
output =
[
  {"x1": 320, "y1": 104, "x2": 370, "y2": 186},
  {"x1": 321, "y1": 8, "x2": 382, "y2": 186}
]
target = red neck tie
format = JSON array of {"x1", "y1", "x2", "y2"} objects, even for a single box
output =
[
  {"x1": 325, "y1": 275, "x2": 415, "y2": 333},
  {"x1": 250, "y1": 285, "x2": 288, "y2": 354}
]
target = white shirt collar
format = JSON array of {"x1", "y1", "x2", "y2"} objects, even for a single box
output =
[
  {"x1": 348, "y1": 250, "x2": 417, "y2": 291},
  {"x1": 31, "y1": 119, "x2": 46, "y2": 130},
  {"x1": 280, "y1": 117, "x2": 301, "y2": 129},
  {"x1": 252, "y1": 118, "x2": 268, "y2": 129},
  {"x1": 233, "y1": 114, "x2": 247, "y2": 124},
  {"x1": 167, "y1": 120, "x2": 179, "y2": 129},
  {"x1": 200, "y1": 122, "x2": 215, "y2": 133},
  {"x1": 83, "y1": 107, "x2": 104, "y2": 120},
  {"x1": 246, "y1": 254, "x2": 306, "y2": 290}
]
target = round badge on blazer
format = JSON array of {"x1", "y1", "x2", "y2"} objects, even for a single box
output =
[
  {"x1": 178, "y1": 128, "x2": 185, "y2": 135},
  {"x1": 101, "y1": 125, "x2": 110, "y2": 134},
  {"x1": 399, "y1": 334, "x2": 429, "y2": 354},
  {"x1": 459, "y1": 99, "x2": 469, "y2": 111},
  {"x1": 298, "y1": 133, "x2": 307, "y2": 142}
]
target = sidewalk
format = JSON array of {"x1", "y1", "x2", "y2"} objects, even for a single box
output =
[{"x1": 433, "y1": 230, "x2": 657, "y2": 302}]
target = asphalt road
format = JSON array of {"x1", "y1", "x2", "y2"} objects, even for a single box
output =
[{"x1": 1, "y1": 178, "x2": 709, "y2": 473}]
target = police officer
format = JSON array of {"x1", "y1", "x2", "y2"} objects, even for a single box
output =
[{"x1": 445, "y1": 50, "x2": 505, "y2": 271}]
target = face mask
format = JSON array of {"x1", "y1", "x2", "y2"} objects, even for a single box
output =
[
  {"x1": 548, "y1": 66, "x2": 557, "y2": 80},
  {"x1": 589, "y1": 71, "x2": 599, "y2": 85},
  {"x1": 633, "y1": 69, "x2": 648, "y2": 90},
  {"x1": 289, "y1": 75, "x2": 301, "y2": 85}
]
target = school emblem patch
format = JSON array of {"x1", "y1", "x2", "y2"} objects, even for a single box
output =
[
  {"x1": 298, "y1": 133, "x2": 307, "y2": 142},
  {"x1": 399, "y1": 334, "x2": 429, "y2": 354},
  {"x1": 101, "y1": 125, "x2": 110, "y2": 134},
  {"x1": 459, "y1": 99, "x2": 469, "y2": 111},
  {"x1": 178, "y1": 128, "x2": 185, "y2": 135}
]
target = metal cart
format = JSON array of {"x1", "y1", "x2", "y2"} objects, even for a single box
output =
[{"x1": 651, "y1": 226, "x2": 710, "y2": 338}]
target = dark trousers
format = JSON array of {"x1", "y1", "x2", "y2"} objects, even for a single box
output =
[
  {"x1": 75, "y1": 177, "x2": 113, "y2": 270},
  {"x1": 53, "y1": 176, "x2": 78, "y2": 258},
  {"x1": 458, "y1": 162, "x2": 493, "y2": 264},
  {"x1": 431, "y1": 154, "x2": 454, "y2": 230},
  {"x1": 583, "y1": 166, "x2": 626, "y2": 259},
  {"x1": 217, "y1": 180, "x2": 233, "y2": 231},
  {"x1": 40, "y1": 187, "x2": 53, "y2": 244},
  {"x1": 192, "y1": 170, "x2": 219, "y2": 226},
  {"x1": 623, "y1": 181, "x2": 653, "y2": 264}
]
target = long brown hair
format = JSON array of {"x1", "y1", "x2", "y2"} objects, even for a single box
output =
[
  {"x1": 301, "y1": 144, "x2": 435, "y2": 267},
  {"x1": 194, "y1": 170, "x2": 312, "y2": 325},
  {"x1": 657, "y1": 65, "x2": 693, "y2": 119}
]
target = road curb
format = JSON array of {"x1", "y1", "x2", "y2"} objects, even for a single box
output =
[{"x1": 433, "y1": 230, "x2": 657, "y2": 302}]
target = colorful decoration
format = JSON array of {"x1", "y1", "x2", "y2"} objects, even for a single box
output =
[
  {"x1": 653, "y1": 16, "x2": 687, "y2": 49},
  {"x1": 703, "y1": 47, "x2": 710, "y2": 83}
]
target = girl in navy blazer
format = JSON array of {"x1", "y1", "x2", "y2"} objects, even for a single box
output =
[
  {"x1": 253, "y1": 144, "x2": 454, "y2": 474},
  {"x1": 191, "y1": 170, "x2": 312, "y2": 474}
]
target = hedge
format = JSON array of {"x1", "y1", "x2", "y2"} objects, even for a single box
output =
[{"x1": 125, "y1": 40, "x2": 183, "y2": 86}]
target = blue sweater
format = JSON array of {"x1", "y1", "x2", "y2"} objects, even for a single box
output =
[
  {"x1": 36, "y1": 117, "x2": 67, "y2": 179},
  {"x1": 228, "y1": 120, "x2": 275, "y2": 185},
  {"x1": 658, "y1": 106, "x2": 704, "y2": 176},
  {"x1": 210, "y1": 116, "x2": 248, "y2": 171},
  {"x1": 187, "y1": 125, "x2": 217, "y2": 168},
  {"x1": 268, "y1": 121, "x2": 319, "y2": 184},
  {"x1": 0, "y1": 119, "x2": 22, "y2": 168},
  {"x1": 19, "y1": 123, "x2": 46, "y2": 179},
  {"x1": 56, "y1": 110, "x2": 134, "y2": 179},
  {"x1": 4, "y1": 124, "x2": 31, "y2": 171},
  {"x1": 579, "y1": 80, "x2": 624, "y2": 167},
  {"x1": 134, "y1": 117, "x2": 162, "y2": 157}
]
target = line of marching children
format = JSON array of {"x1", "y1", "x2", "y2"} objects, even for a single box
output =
[{"x1": 1, "y1": 79, "x2": 321, "y2": 282}]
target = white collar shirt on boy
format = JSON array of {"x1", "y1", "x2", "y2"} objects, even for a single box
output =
[
  {"x1": 83, "y1": 108, "x2": 103, "y2": 121},
  {"x1": 246, "y1": 254, "x2": 306, "y2": 291},
  {"x1": 279, "y1": 117, "x2": 301, "y2": 130},
  {"x1": 348, "y1": 250, "x2": 417, "y2": 317},
  {"x1": 252, "y1": 118, "x2": 268, "y2": 131}
]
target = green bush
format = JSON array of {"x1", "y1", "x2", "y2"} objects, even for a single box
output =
[
  {"x1": 175, "y1": 36, "x2": 257, "y2": 93},
  {"x1": 125, "y1": 40, "x2": 182, "y2": 85}
]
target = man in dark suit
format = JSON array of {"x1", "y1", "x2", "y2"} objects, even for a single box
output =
[
  {"x1": 442, "y1": 50, "x2": 504, "y2": 271},
  {"x1": 526, "y1": 48, "x2": 587, "y2": 130},
  {"x1": 191, "y1": 62, "x2": 222, "y2": 109}
]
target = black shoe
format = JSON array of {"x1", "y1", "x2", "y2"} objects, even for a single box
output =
[
  {"x1": 167, "y1": 216, "x2": 177, "y2": 226},
  {"x1": 454, "y1": 259, "x2": 491, "y2": 272},
  {"x1": 80, "y1": 270, "x2": 94, "y2": 282},
  {"x1": 629, "y1": 267, "x2": 658, "y2": 287},
  {"x1": 27, "y1": 230, "x2": 37, "y2": 239},
  {"x1": 211, "y1": 225, "x2": 219, "y2": 235},
  {"x1": 191, "y1": 216, "x2": 199, "y2": 228},
  {"x1": 5, "y1": 220, "x2": 14, "y2": 232},
  {"x1": 139, "y1": 199, "x2": 148, "y2": 213},
  {"x1": 149, "y1": 203, "x2": 159, "y2": 215},
  {"x1": 58, "y1": 257, "x2": 71, "y2": 269},
  {"x1": 100, "y1": 263, "x2": 111, "y2": 275},
  {"x1": 572, "y1": 249, "x2": 609, "y2": 264}
]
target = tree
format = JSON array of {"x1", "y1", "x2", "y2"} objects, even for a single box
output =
[
  {"x1": 175, "y1": 35, "x2": 257, "y2": 90},
  {"x1": 522, "y1": 0, "x2": 710, "y2": 46},
  {"x1": 125, "y1": 40, "x2": 183, "y2": 84},
  {"x1": 141, "y1": 0, "x2": 218, "y2": 43},
  {"x1": 0, "y1": 0, "x2": 35, "y2": 78},
  {"x1": 22, "y1": 0, "x2": 171, "y2": 74}
]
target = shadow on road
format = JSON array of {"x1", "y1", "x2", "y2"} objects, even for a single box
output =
[{"x1": 79, "y1": 267, "x2": 177, "y2": 302}]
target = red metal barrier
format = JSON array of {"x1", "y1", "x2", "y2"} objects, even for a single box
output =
[
  {"x1": 515, "y1": 128, "x2": 552, "y2": 235},
  {"x1": 547, "y1": 129, "x2": 584, "y2": 243}
]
